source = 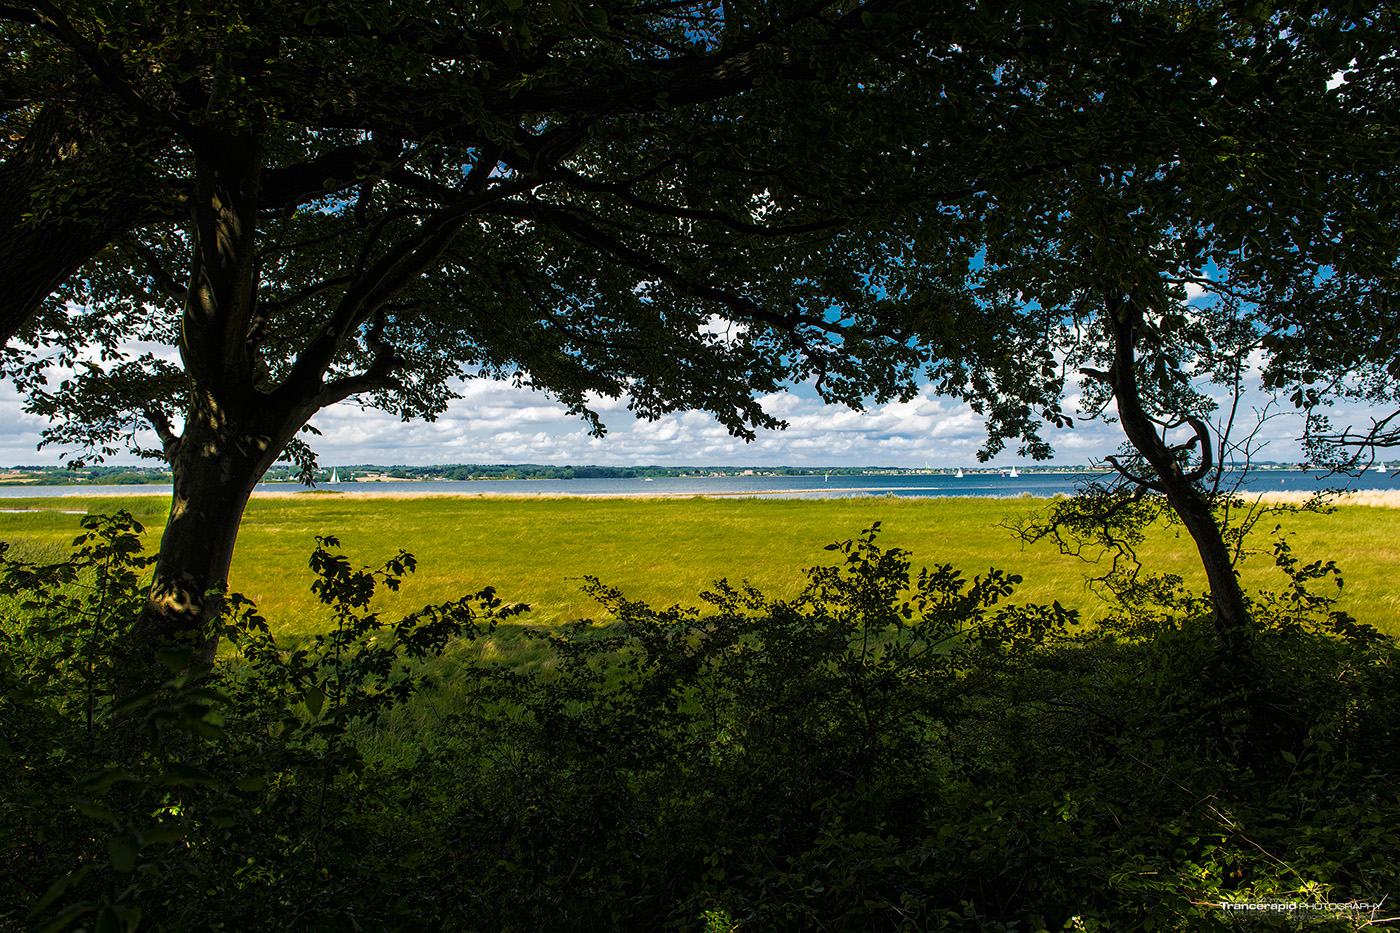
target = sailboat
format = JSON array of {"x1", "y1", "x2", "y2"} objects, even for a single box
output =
[
  {"x1": 955, "y1": 468, "x2": 964, "y2": 478},
  {"x1": 1008, "y1": 466, "x2": 1019, "y2": 478},
  {"x1": 329, "y1": 467, "x2": 339, "y2": 484}
]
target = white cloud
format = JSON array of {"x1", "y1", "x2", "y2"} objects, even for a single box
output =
[
  {"x1": 698, "y1": 314, "x2": 747, "y2": 345},
  {"x1": 1, "y1": 367, "x2": 1320, "y2": 468}
]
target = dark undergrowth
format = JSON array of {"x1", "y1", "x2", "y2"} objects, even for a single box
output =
[{"x1": 2, "y1": 514, "x2": 1397, "y2": 932}]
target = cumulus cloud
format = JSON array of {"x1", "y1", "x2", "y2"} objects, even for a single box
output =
[
  {"x1": 1, "y1": 366, "x2": 1315, "y2": 468},
  {"x1": 698, "y1": 314, "x2": 748, "y2": 346}
]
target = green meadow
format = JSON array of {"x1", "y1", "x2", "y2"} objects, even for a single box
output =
[
  {"x1": 7, "y1": 493, "x2": 1400, "y2": 930},
  {"x1": 3, "y1": 492, "x2": 1397, "y2": 638}
]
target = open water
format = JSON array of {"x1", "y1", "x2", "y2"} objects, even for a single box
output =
[{"x1": 2, "y1": 469, "x2": 1398, "y2": 501}]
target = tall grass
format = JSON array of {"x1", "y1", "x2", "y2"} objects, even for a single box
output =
[
  {"x1": 2, "y1": 493, "x2": 1396, "y2": 640},
  {"x1": 5, "y1": 492, "x2": 1396, "y2": 766}
]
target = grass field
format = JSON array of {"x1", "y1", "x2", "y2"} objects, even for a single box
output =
[{"x1": 3, "y1": 492, "x2": 1397, "y2": 638}]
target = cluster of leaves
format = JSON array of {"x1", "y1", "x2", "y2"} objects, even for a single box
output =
[
  {"x1": 3, "y1": 516, "x2": 1399, "y2": 931},
  {"x1": 430, "y1": 527, "x2": 1400, "y2": 931},
  {"x1": 0, "y1": 515, "x2": 521, "y2": 932}
]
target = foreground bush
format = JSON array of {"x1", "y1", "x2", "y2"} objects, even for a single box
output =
[{"x1": 2, "y1": 517, "x2": 1396, "y2": 931}]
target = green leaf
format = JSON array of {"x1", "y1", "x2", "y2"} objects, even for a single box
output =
[
  {"x1": 305, "y1": 683, "x2": 326, "y2": 718},
  {"x1": 69, "y1": 800, "x2": 119, "y2": 823},
  {"x1": 112, "y1": 688, "x2": 159, "y2": 714},
  {"x1": 107, "y1": 832, "x2": 139, "y2": 872},
  {"x1": 158, "y1": 644, "x2": 194, "y2": 673},
  {"x1": 33, "y1": 900, "x2": 98, "y2": 933},
  {"x1": 208, "y1": 807, "x2": 238, "y2": 828},
  {"x1": 161, "y1": 762, "x2": 220, "y2": 787},
  {"x1": 29, "y1": 866, "x2": 92, "y2": 918},
  {"x1": 236, "y1": 774, "x2": 267, "y2": 792},
  {"x1": 71, "y1": 767, "x2": 132, "y2": 795}
]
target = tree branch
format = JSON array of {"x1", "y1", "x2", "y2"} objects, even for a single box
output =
[
  {"x1": 502, "y1": 197, "x2": 840, "y2": 343},
  {"x1": 142, "y1": 407, "x2": 180, "y2": 464},
  {"x1": 318, "y1": 372, "x2": 403, "y2": 408},
  {"x1": 537, "y1": 165, "x2": 850, "y2": 237},
  {"x1": 280, "y1": 173, "x2": 531, "y2": 402},
  {"x1": 0, "y1": 0, "x2": 178, "y2": 130},
  {"x1": 260, "y1": 138, "x2": 407, "y2": 213},
  {"x1": 258, "y1": 276, "x2": 353, "y2": 319},
  {"x1": 123, "y1": 237, "x2": 188, "y2": 305},
  {"x1": 1178, "y1": 415, "x2": 1214, "y2": 484},
  {"x1": 1103, "y1": 455, "x2": 1166, "y2": 493}
]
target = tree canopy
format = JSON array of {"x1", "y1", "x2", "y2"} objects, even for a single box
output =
[
  {"x1": 5, "y1": 0, "x2": 1396, "y2": 675},
  {"x1": 3, "y1": 0, "x2": 1109, "y2": 669},
  {"x1": 927, "y1": 3, "x2": 1400, "y2": 656}
]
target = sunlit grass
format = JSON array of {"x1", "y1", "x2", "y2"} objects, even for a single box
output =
[
  {"x1": 6, "y1": 492, "x2": 1395, "y2": 765},
  {"x1": 2, "y1": 493, "x2": 1396, "y2": 643}
]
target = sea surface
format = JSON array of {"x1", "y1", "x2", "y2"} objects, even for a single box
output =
[{"x1": 2, "y1": 469, "x2": 1398, "y2": 501}]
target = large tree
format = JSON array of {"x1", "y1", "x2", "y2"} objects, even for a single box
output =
[
  {"x1": 5, "y1": 0, "x2": 1077, "y2": 675},
  {"x1": 15, "y1": 0, "x2": 1384, "y2": 681},
  {"x1": 931, "y1": 2, "x2": 1399, "y2": 660}
]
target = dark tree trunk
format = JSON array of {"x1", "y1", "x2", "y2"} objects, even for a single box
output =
[
  {"x1": 1105, "y1": 294, "x2": 1251, "y2": 661},
  {"x1": 113, "y1": 122, "x2": 423, "y2": 685},
  {"x1": 118, "y1": 129, "x2": 293, "y2": 686},
  {"x1": 128, "y1": 394, "x2": 279, "y2": 664}
]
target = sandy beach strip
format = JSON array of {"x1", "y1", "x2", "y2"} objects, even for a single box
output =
[
  {"x1": 243, "y1": 487, "x2": 839, "y2": 501},
  {"x1": 1251, "y1": 489, "x2": 1400, "y2": 509}
]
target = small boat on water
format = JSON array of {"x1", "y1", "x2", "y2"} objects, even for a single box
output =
[
  {"x1": 1009, "y1": 466, "x2": 1019, "y2": 478},
  {"x1": 955, "y1": 468, "x2": 964, "y2": 478},
  {"x1": 329, "y1": 468, "x2": 339, "y2": 483}
]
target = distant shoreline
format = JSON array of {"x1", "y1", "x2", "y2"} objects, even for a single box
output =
[{"x1": 2, "y1": 486, "x2": 1397, "y2": 508}]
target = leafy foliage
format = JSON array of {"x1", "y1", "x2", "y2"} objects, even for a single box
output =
[
  {"x1": 8, "y1": 2, "x2": 1395, "y2": 677},
  {"x1": 6, "y1": 0, "x2": 1114, "y2": 657},
  {"x1": 0, "y1": 517, "x2": 521, "y2": 931},
  {"x1": 3, "y1": 515, "x2": 1398, "y2": 931}
]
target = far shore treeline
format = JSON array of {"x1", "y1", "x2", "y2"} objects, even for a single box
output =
[{"x1": 0, "y1": 460, "x2": 1314, "y2": 486}]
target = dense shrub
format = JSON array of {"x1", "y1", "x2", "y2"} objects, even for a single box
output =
[{"x1": 2, "y1": 516, "x2": 1397, "y2": 931}]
